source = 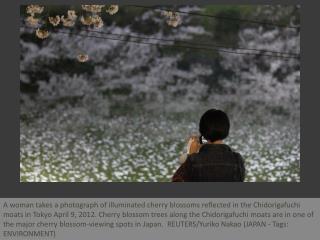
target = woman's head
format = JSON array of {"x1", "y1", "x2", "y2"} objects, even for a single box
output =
[{"x1": 199, "y1": 109, "x2": 230, "y2": 142}]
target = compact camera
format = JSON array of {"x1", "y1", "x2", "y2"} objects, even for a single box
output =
[{"x1": 179, "y1": 135, "x2": 207, "y2": 164}]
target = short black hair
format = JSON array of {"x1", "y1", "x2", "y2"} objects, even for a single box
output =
[{"x1": 199, "y1": 109, "x2": 230, "y2": 142}]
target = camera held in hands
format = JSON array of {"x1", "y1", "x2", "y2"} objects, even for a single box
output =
[{"x1": 179, "y1": 135, "x2": 207, "y2": 164}]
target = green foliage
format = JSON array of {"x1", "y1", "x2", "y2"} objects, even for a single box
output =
[
  {"x1": 202, "y1": 5, "x2": 256, "y2": 28},
  {"x1": 200, "y1": 5, "x2": 256, "y2": 46},
  {"x1": 204, "y1": 5, "x2": 256, "y2": 16}
]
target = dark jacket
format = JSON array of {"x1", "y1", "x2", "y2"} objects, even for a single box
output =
[{"x1": 172, "y1": 144, "x2": 245, "y2": 182}]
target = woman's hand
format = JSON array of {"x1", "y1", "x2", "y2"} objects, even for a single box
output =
[
  {"x1": 179, "y1": 135, "x2": 202, "y2": 164},
  {"x1": 187, "y1": 135, "x2": 202, "y2": 154}
]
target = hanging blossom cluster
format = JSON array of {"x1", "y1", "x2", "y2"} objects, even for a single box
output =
[
  {"x1": 81, "y1": 5, "x2": 105, "y2": 14},
  {"x1": 25, "y1": 4, "x2": 44, "y2": 27},
  {"x1": 106, "y1": 5, "x2": 119, "y2": 15},
  {"x1": 60, "y1": 10, "x2": 78, "y2": 27},
  {"x1": 80, "y1": 4, "x2": 119, "y2": 29},
  {"x1": 26, "y1": 16, "x2": 40, "y2": 27},
  {"x1": 162, "y1": 11, "x2": 181, "y2": 27},
  {"x1": 26, "y1": 4, "x2": 44, "y2": 16},
  {"x1": 25, "y1": 5, "x2": 119, "y2": 62},
  {"x1": 35, "y1": 28, "x2": 49, "y2": 39},
  {"x1": 81, "y1": 4, "x2": 119, "y2": 15},
  {"x1": 26, "y1": 4, "x2": 120, "y2": 36},
  {"x1": 80, "y1": 5, "x2": 104, "y2": 29},
  {"x1": 77, "y1": 54, "x2": 90, "y2": 63},
  {"x1": 48, "y1": 16, "x2": 60, "y2": 26},
  {"x1": 80, "y1": 15, "x2": 103, "y2": 28},
  {"x1": 25, "y1": 5, "x2": 48, "y2": 39}
]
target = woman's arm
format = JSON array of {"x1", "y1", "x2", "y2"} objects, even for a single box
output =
[
  {"x1": 172, "y1": 157, "x2": 192, "y2": 182},
  {"x1": 172, "y1": 136, "x2": 200, "y2": 182},
  {"x1": 172, "y1": 163, "x2": 187, "y2": 182}
]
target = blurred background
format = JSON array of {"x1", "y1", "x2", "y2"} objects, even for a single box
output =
[{"x1": 20, "y1": 5, "x2": 300, "y2": 182}]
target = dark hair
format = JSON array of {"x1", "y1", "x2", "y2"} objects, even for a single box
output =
[{"x1": 199, "y1": 109, "x2": 230, "y2": 142}]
